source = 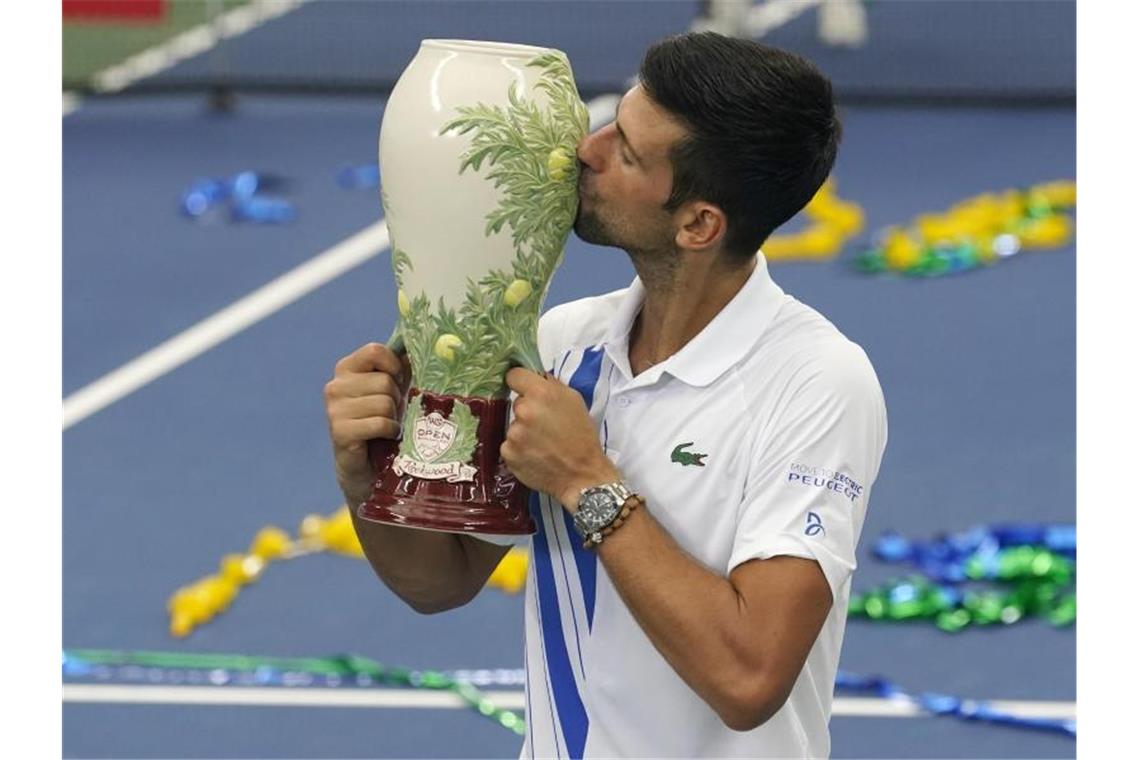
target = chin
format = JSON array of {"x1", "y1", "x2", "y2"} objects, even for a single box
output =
[{"x1": 574, "y1": 216, "x2": 608, "y2": 246}]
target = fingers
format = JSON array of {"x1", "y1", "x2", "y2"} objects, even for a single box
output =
[
  {"x1": 330, "y1": 394, "x2": 399, "y2": 422},
  {"x1": 506, "y1": 366, "x2": 547, "y2": 395},
  {"x1": 329, "y1": 416, "x2": 401, "y2": 448},
  {"x1": 326, "y1": 343, "x2": 408, "y2": 447},
  {"x1": 500, "y1": 438, "x2": 518, "y2": 465},
  {"x1": 335, "y1": 342, "x2": 404, "y2": 378},
  {"x1": 511, "y1": 396, "x2": 528, "y2": 423},
  {"x1": 327, "y1": 393, "x2": 401, "y2": 444},
  {"x1": 325, "y1": 370, "x2": 403, "y2": 401}
]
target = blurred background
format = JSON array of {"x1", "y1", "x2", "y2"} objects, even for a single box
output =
[{"x1": 62, "y1": 1, "x2": 1075, "y2": 758}]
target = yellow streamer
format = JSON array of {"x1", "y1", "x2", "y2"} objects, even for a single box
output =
[
  {"x1": 167, "y1": 506, "x2": 531, "y2": 638},
  {"x1": 761, "y1": 178, "x2": 865, "y2": 261}
]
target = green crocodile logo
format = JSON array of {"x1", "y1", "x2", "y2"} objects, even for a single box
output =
[{"x1": 671, "y1": 442, "x2": 708, "y2": 467}]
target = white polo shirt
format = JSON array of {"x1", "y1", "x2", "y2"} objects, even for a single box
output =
[{"x1": 518, "y1": 253, "x2": 887, "y2": 759}]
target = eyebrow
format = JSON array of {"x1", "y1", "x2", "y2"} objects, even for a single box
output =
[{"x1": 613, "y1": 100, "x2": 644, "y2": 164}]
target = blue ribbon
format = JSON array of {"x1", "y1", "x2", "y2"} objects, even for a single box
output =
[
  {"x1": 335, "y1": 163, "x2": 380, "y2": 190},
  {"x1": 872, "y1": 522, "x2": 1075, "y2": 583},
  {"x1": 835, "y1": 670, "x2": 1075, "y2": 738},
  {"x1": 180, "y1": 171, "x2": 295, "y2": 224}
]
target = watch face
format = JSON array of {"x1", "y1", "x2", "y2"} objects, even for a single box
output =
[{"x1": 580, "y1": 490, "x2": 615, "y2": 532}]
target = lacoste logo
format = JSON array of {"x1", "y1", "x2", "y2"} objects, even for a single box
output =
[{"x1": 671, "y1": 442, "x2": 708, "y2": 467}]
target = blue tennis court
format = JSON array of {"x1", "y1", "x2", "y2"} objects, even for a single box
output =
[{"x1": 62, "y1": 2, "x2": 1076, "y2": 757}]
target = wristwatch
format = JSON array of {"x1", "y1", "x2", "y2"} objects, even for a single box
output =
[{"x1": 572, "y1": 481, "x2": 638, "y2": 548}]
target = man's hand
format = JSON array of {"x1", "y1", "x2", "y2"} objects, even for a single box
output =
[
  {"x1": 324, "y1": 342, "x2": 410, "y2": 505},
  {"x1": 501, "y1": 367, "x2": 620, "y2": 510}
]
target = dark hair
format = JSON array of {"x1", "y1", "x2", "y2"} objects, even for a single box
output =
[{"x1": 638, "y1": 32, "x2": 841, "y2": 258}]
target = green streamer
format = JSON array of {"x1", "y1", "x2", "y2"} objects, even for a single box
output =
[{"x1": 65, "y1": 649, "x2": 526, "y2": 736}]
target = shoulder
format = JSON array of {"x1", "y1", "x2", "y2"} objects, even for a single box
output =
[
  {"x1": 537, "y1": 287, "x2": 628, "y2": 367},
  {"x1": 753, "y1": 297, "x2": 885, "y2": 418}
]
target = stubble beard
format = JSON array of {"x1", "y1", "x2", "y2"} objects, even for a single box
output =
[
  {"x1": 575, "y1": 204, "x2": 681, "y2": 292},
  {"x1": 573, "y1": 204, "x2": 618, "y2": 248}
]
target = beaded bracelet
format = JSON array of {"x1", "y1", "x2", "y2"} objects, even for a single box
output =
[{"x1": 583, "y1": 494, "x2": 643, "y2": 549}]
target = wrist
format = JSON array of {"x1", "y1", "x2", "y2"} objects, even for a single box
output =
[
  {"x1": 337, "y1": 468, "x2": 376, "y2": 508},
  {"x1": 559, "y1": 458, "x2": 623, "y2": 512}
]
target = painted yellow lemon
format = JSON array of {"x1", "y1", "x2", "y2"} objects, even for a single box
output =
[
  {"x1": 503, "y1": 279, "x2": 533, "y2": 308},
  {"x1": 434, "y1": 333, "x2": 463, "y2": 362},
  {"x1": 547, "y1": 147, "x2": 574, "y2": 181}
]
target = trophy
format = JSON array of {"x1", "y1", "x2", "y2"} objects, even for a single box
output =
[{"x1": 359, "y1": 40, "x2": 589, "y2": 535}]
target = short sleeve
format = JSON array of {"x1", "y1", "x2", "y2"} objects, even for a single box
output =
[{"x1": 728, "y1": 344, "x2": 887, "y2": 603}]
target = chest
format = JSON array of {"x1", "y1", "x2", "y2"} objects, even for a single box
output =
[{"x1": 591, "y1": 369, "x2": 755, "y2": 572}]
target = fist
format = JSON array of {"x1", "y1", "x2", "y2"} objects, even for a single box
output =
[
  {"x1": 501, "y1": 367, "x2": 620, "y2": 509},
  {"x1": 324, "y1": 342, "x2": 410, "y2": 502}
]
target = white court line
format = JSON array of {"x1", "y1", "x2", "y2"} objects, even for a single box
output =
[
  {"x1": 62, "y1": 684, "x2": 1075, "y2": 720},
  {"x1": 832, "y1": 696, "x2": 1075, "y2": 720},
  {"x1": 62, "y1": 97, "x2": 619, "y2": 429},
  {"x1": 64, "y1": 0, "x2": 306, "y2": 116},
  {"x1": 92, "y1": 0, "x2": 305, "y2": 94},
  {"x1": 63, "y1": 222, "x2": 389, "y2": 429},
  {"x1": 747, "y1": 0, "x2": 824, "y2": 36},
  {"x1": 64, "y1": 684, "x2": 525, "y2": 710}
]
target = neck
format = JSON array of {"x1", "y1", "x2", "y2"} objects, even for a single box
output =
[{"x1": 626, "y1": 248, "x2": 756, "y2": 376}]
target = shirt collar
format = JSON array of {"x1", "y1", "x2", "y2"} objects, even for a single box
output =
[{"x1": 602, "y1": 253, "x2": 786, "y2": 388}]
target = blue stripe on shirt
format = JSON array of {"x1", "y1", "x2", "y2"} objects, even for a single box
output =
[
  {"x1": 564, "y1": 346, "x2": 605, "y2": 629},
  {"x1": 530, "y1": 490, "x2": 588, "y2": 759}
]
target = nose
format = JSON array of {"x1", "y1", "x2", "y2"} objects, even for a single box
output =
[{"x1": 577, "y1": 127, "x2": 607, "y2": 173}]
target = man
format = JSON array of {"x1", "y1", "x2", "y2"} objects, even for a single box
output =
[{"x1": 325, "y1": 32, "x2": 886, "y2": 759}]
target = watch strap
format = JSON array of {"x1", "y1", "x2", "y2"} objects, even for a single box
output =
[{"x1": 572, "y1": 481, "x2": 641, "y2": 549}]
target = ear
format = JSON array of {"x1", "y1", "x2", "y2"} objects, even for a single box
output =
[{"x1": 674, "y1": 202, "x2": 727, "y2": 252}]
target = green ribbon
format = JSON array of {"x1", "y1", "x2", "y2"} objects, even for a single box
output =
[{"x1": 65, "y1": 649, "x2": 525, "y2": 735}]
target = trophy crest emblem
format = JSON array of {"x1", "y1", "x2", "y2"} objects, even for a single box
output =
[
  {"x1": 414, "y1": 412, "x2": 456, "y2": 462},
  {"x1": 390, "y1": 399, "x2": 479, "y2": 483}
]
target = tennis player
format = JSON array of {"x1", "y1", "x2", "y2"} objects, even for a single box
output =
[{"x1": 325, "y1": 32, "x2": 887, "y2": 759}]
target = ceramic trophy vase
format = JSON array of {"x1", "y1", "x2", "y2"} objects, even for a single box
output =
[{"x1": 359, "y1": 40, "x2": 589, "y2": 536}]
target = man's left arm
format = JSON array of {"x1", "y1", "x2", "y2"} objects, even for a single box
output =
[
  {"x1": 585, "y1": 500, "x2": 833, "y2": 731},
  {"x1": 502, "y1": 367, "x2": 855, "y2": 731}
]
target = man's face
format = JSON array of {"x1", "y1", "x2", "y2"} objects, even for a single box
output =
[{"x1": 574, "y1": 85, "x2": 689, "y2": 254}]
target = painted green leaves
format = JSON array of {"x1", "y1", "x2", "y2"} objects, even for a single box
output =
[
  {"x1": 391, "y1": 51, "x2": 586, "y2": 399},
  {"x1": 446, "y1": 52, "x2": 587, "y2": 263}
]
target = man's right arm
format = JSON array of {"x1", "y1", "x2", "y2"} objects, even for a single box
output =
[{"x1": 324, "y1": 342, "x2": 509, "y2": 614}]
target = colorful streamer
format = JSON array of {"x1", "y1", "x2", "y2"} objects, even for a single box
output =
[
  {"x1": 62, "y1": 649, "x2": 1074, "y2": 738},
  {"x1": 852, "y1": 180, "x2": 1075, "y2": 276},
  {"x1": 850, "y1": 523, "x2": 1075, "y2": 632},
  {"x1": 761, "y1": 178, "x2": 866, "y2": 261}
]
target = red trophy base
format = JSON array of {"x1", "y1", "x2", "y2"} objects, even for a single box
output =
[{"x1": 358, "y1": 389, "x2": 536, "y2": 536}]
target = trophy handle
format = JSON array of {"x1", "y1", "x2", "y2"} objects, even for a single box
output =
[
  {"x1": 385, "y1": 324, "x2": 405, "y2": 357},
  {"x1": 508, "y1": 331, "x2": 544, "y2": 374}
]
